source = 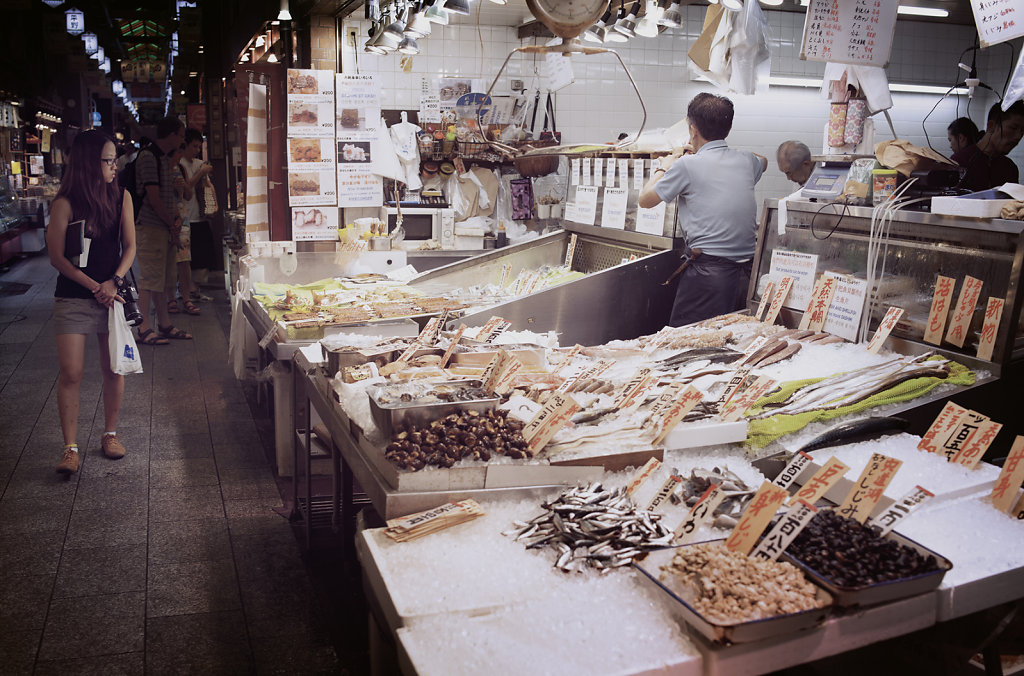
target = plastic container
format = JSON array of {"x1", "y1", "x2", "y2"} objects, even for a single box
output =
[
  {"x1": 872, "y1": 169, "x2": 898, "y2": 203},
  {"x1": 454, "y1": 225, "x2": 485, "y2": 249}
]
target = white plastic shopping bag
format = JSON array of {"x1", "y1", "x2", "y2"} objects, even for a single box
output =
[{"x1": 108, "y1": 303, "x2": 143, "y2": 375}]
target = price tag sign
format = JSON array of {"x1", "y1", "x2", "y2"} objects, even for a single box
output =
[
  {"x1": 720, "y1": 375, "x2": 777, "y2": 422},
  {"x1": 491, "y1": 356, "x2": 525, "y2": 396},
  {"x1": 633, "y1": 158, "x2": 645, "y2": 190},
  {"x1": 259, "y1": 324, "x2": 279, "y2": 349},
  {"x1": 837, "y1": 452, "x2": 903, "y2": 524},
  {"x1": 606, "y1": 157, "x2": 617, "y2": 187},
  {"x1": 618, "y1": 159, "x2": 629, "y2": 187},
  {"x1": 553, "y1": 344, "x2": 583, "y2": 371},
  {"x1": 946, "y1": 275, "x2": 984, "y2": 348},
  {"x1": 798, "y1": 276, "x2": 826, "y2": 330},
  {"x1": 673, "y1": 484, "x2": 725, "y2": 543},
  {"x1": 991, "y1": 436, "x2": 1024, "y2": 513},
  {"x1": 593, "y1": 157, "x2": 604, "y2": 187},
  {"x1": 750, "y1": 499, "x2": 818, "y2": 561},
  {"x1": 417, "y1": 318, "x2": 442, "y2": 346},
  {"x1": 977, "y1": 297, "x2": 1005, "y2": 362},
  {"x1": 868, "y1": 485, "x2": 934, "y2": 536},
  {"x1": 581, "y1": 157, "x2": 592, "y2": 186},
  {"x1": 397, "y1": 341, "x2": 423, "y2": 363},
  {"x1": 953, "y1": 418, "x2": 1002, "y2": 469},
  {"x1": 478, "y1": 316, "x2": 506, "y2": 342},
  {"x1": 763, "y1": 276, "x2": 794, "y2": 324},
  {"x1": 789, "y1": 456, "x2": 850, "y2": 506},
  {"x1": 559, "y1": 359, "x2": 615, "y2": 393},
  {"x1": 614, "y1": 368, "x2": 653, "y2": 410},
  {"x1": 625, "y1": 457, "x2": 662, "y2": 498},
  {"x1": 646, "y1": 474, "x2": 684, "y2": 512},
  {"x1": 866, "y1": 306, "x2": 904, "y2": 354},
  {"x1": 564, "y1": 233, "x2": 578, "y2": 268},
  {"x1": 725, "y1": 482, "x2": 790, "y2": 556},
  {"x1": 571, "y1": 158, "x2": 581, "y2": 185},
  {"x1": 800, "y1": 274, "x2": 838, "y2": 332},
  {"x1": 715, "y1": 366, "x2": 752, "y2": 413},
  {"x1": 755, "y1": 281, "x2": 776, "y2": 321},
  {"x1": 481, "y1": 350, "x2": 512, "y2": 392},
  {"x1": 939, "y1": 410, "x2": 986, "y2": 462},
  {"x1": 522, "y1": 392, "x2": 579, "y2": 454},
  {"x1": 601, "y1": 187, "x2": 628, "y2": 230},
  {"x1": 649, "y1": 385, "x2": 704, "y2": 446},
  {"x1": 821, "y1": 272, "x2": 868, "y2": 342},
  {"x1": 924, "y1": 275, "x2": 955, "y2": 345},
  {"x1": 440, "y1": 326, "x2": 465, "y2": 368},
  {"x1": 499, "y1": 263, "x2": 512, "y2": 288},
  {"x1": 741, "y1": 336, "x2": 769, "y2": 360},
  {"x1": 773, "y1": 451, "x2": 814, "y2": 491},
  {"x1": 918, "y1": 401, "x2": 968, "y2": 454}
]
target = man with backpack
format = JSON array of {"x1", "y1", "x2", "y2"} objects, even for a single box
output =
[{"x1": 133, "y1": 115, "x2": 191, "y2": 345}]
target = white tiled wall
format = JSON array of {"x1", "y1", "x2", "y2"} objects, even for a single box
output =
[{"x1": 343, "y1": 10, "x2": 1023, "y2": 211}]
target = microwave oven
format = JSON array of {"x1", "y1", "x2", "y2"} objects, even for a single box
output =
[{"x1": 381, "y1": 206, "x2": 455, "y2": 248}]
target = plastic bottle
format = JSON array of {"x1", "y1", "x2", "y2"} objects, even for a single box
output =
[{"x1": 496, "y1": 222, "x2": 507, "y2": 248}]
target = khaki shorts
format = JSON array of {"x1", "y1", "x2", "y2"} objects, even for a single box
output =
[
  {"x1": 175, "y1": 223, "x2": 192, "y2": 264},
  {"x1": 54, "y1": 297, "x2": 109, "y2": 335},
  {"x1": 136, "y1": 223, "x2": 177, "y2": 292}
]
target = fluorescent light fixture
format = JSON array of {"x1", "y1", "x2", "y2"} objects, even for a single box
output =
[{"x1": 897, "y1": 5, "x2": 948, "y2": 16}]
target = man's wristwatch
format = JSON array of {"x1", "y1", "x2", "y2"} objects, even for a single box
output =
[
  {"x1": 112, "y1": 274, "x2": 124, "y2": 288},
  {"x1": 653, "y1": 167, "x2": 665, "y2": 176}
]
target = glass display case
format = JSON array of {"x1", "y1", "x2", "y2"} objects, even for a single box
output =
[{"x1": 754, "y1": 199, "x2": 1024, "y2": 368}]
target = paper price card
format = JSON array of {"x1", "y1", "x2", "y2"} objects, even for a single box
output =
[
  {"x1": 714, "y1": 366, "x2": 752, "y2": 413},
  {"x1": 565, "y1": 232, "x2": 579, "y2": 267},
  {"x1": 479, "y1": 316, "x2": 511, "y2": 343},
  {"x1": 571, "y1": 158, "x2": 581, "y2": 185},
  {"x1": 605, "y1": 157, "x2": 616, "y2": 187},
  {"x1": 625, "y1": 457, "x2": 662, "y2": 498},
  {"x1": 440, "y1": 326, "x2": 465, "y2": 368},
  {"x1": 991, "y1": 436, "x2": 1024, "y2": 513},
  {"x1": 940, "y1": 410, "x2": 987, "y2": 462},
  {"x1": 971, "y1": 0, "x2": 1024, "y2": 47},
  {"x1": 755, "y1": 281, "x2": 775, "y2": 321},
  {"x1": 837, "y1": 452, "x2": 903, "y2": 524},
  {"x1": 491, "y1": 356, "x2": 525, "y2": 396},
  {"x1": 789, "y1": 456, "x2": 850, "y2": 506},
  {"x1": 499, "y1": 263, "x2": 511, "y2": 289},
  {"x1": 763, "y1": 276, "x2": 795, "y2": 324},
  {"x1": 866, "y1": 306, "x2": 904, "y2": 354},
  {"x1": 799, "y1": 274, "x2": 838, "y2": 332},
  {"x1": 385, "y1": 499, "x2": 485, "y2": 542},
  {"x1": 868, "y1": 485, "x2": 934, "y2": 537},
  {"x1": 650, "y1": 385, "x2": 704, "y2": 446},
  {"x1": 553, "y1": 344, "x2": 583, "y2": 371},
  {"x1": 618, "y1": 159, "x2": 629, "y2": 187},
  {"x1": 924, "y1": 276, "x2": 955, "y2": 345},
  {"x1": 633, "y1": 158, "x2": 645, "y2": 190},
  {"x1": 593, "y1": 157, "x2": 604, "y2": 187},
  {"x1": 417, "y1": 316, "x2": 443, "y2": 345},
  {"x1": 741, "y1": 336, "x2": 769, "y2": 360},
  {"x1": 726, "y1": 482, "x2": 790, "y2": 556},
  {"x1": 582, "y1": 157, "x2": 592, "y2": 186},
  {"x1": 773, "y1": 451, "x2": 814, "y2": 491},
  {"x1": 614, "y1": 368, "x2": 653, "y2": 409},
  {"x1": 601, "y1": 187, "x2": 628, "y2": 230},
  {"x1": 481, "y1": 350, "x2": 514, "y2": 392},
  {"x1": 646, "y1": 474, "x2": 684, "y2": 512},
  {"x1": 750, "y1": 499, "x2": 818, "y2": 561},
  {"x1": 798, "y1": 276, "x2": 826, "y2": 330},
  {"x1": 637, "y1": 201, "x2": 668, "y2": 235},
  {"x1": 918, "y1": 401, "x2": 968, "y2": 453},
  {"x1": 674, "y1": 484, "x2": 726, "y2": 543},
  {"x1": 977, "y1": 297, "x2": 1005, "y2": 362},
  {"x1": 769, "y1": 251, "x2": 818, "y2": 310},
  {"x1": 560, "y1": 359, "x2": 616, "y2": 393},
  {"x1": 397, "y1": 342, "x2": 423, "y2": 363},
  {"x1": 522, "y1": 392, "x2": 579, "y2": 454},
  {"x1": 953, "y1": 418, "x2": 1002, "y2": 469},
  {"x1": 821, "y1": 272, "x2": 868, "y2": 342},
  {"x1": 946, "y1": 275, "x2": 984, "y2": 348},
  {"x1": 720, "y1": 375, "x2": 777, "y2": 423}
]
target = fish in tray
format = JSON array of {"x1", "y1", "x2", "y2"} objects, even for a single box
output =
[
  {"x1": 671, "y1": 467, "x2": 755, "y2": 529},
  {"x1": 503, "y1": 482, "x2": 674, "y2": 574}
]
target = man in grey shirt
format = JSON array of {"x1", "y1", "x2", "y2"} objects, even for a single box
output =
[{"x1": 639, "y1": 93, "x2": 767, "y2": 326}]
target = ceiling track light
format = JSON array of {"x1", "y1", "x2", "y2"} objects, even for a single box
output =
[
  {"x1": 658, "y1": 0, "x2": 682, "y2": 27},
  {"x1": 424, "y1": 0, "x2": 450, "y2": 24},
  {"x1": 613, "y1": 1, "x2": 639, "y2": 37},
  {"x1": 398, "y1": 35, "x2": 420, "y2": 53},
  {"x1": 582, "y1": 9, "x2": 612, "y2": 43},
  {"x1": 405, "y1": 0, "x2": 432, "y2": 37},
  {"x1": 634, "y1": 1, "x2": 662, "y2": 37},
  {"x1": 445, "y1": 0, "x2": 471, "y2": 16}
]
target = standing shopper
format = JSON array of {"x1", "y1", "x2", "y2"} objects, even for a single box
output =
[
  {"x1": 46, "y1": 129, "x2": 137, "y2": 474},
  {"x1": 165, "y1": 142, "x2": 200, "y2": 315},
  {"x1": 135, "y1": 115, "x2": 191, "y2": 344},
  {"x1": 172, "y1": 128, "x2": 214, "y2": 311},
  {"x1": 639, "y1": 93, "x2": 767, "y2": 326}
]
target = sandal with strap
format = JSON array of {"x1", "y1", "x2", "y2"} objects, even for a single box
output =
[
  {"x1": 139, "y1": 328, "x2": 169, "y2": 345},
  {"x1": 167, "y1": 299, "x2": 179, "y2": 314},
  {"x1": 158, "y1": 324, "x2": 192, "y2": 340},
  {"x1": 183, "y1": 300, "x2": 201, "y2": 315}
]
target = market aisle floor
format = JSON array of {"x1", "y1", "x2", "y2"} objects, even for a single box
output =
[{"x1": 0, "y1": 254, "x2": 350, "y2": 675}]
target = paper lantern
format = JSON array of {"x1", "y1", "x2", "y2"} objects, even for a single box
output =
[
  {"x1": 121, "y1": 60, "x2": 136, "y2": 82},
  {"x1": 137, "y1": 61, "x2": 150, "y2": 81},
  {"x1": 100, "y1": 57, "x2": 110, "y2": 73},
  {"x1": 151, "y1": 61, "x2": 167, "y2": 82},
  {"x1": 65, "y1": 7, "x2": 84, "y2": 35},
  {"x1": 81, "y1": 32, "x2": 97, "y2": 54},
  {"x1": 112, "y1": 80, "x2": 124, "y2": 95}
]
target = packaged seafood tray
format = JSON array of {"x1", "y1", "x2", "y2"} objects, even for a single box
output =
[
  {"x1": 368, "y1": 381, "x2": 499, "y2": 440},
  {"x1": 633, "y1": 543, "x2": 833, "y2": 644},
  {"x1": 782, "y1": 530, "x2": 952, "y2": 608}
]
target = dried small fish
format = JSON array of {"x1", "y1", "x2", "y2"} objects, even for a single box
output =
[{"x1": 676, "y1": 466, "x2": 754, "y2": 522}]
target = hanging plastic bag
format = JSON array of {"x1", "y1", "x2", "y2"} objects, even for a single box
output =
[
  {"x1": 108, "y1": 303, "x2": 143, "y2": 375},
  {"x1": 202, "y1": 176, "x2": 219, "y2": 216},
  {"x1": 727, "y1": 0, "x2": 771, "y2": 95},
  {"x1": 229, "y1": 280, "x2": 250, "y2": 379}
]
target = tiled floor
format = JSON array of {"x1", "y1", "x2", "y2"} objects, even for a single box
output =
[{"x1": 0, "y1": 254, "x2": 351, "y2": 675}]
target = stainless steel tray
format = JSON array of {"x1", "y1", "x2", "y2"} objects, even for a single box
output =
[
  {"x1": 633, "y1": 543, "x2": 833, "y2": 644},
  {"x1": 782, "y1": 530, "x2": 952, "y2": 608},
  {"x1": 368, "y1": 382, "x2": 499, "y2": 440}
]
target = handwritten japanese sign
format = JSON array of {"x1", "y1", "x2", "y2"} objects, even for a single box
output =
[
  {"x1": 522, "y1": 392, "x2": 579, "y2": 454},
  {"x1": 970, "y1": 0, "x2": 1024, "y2": 47},
  {"x1": 559, "y1": 359, "x2": 616, "y2": 394},
  {"x1": 755, "y1": 281, "x2": 776, "y2": 321},
  {"x1": 673, "y1": 484, "x2": 726, "y2": 543},
  {"x1": 977, "y1": 297, "x2": 1004, "y2": 362},
  {"x1": 939, "y1": 410, "x2": 987, "y2": 462},
  {"x1": 750, "y1": 500, "x2": 818, "y2": 561},
  {"x1": 866, "y1": 306, "x2": 903, "y2": 354},
  {"x1": 773, "y1": 451, "x2": 815, "y2": 491},
  {"x1": 790, "y1": 456, "x2": 850, "y2": 506},
  {"x1": 764, "y1": 276, "x2": 795, "y2": 324},
  {"x1": 990, "y1": 435, "x2": 1024, "y2": 513},
  {"x1": 918, "y1": 401, "x2": 968, "y2": 454},
  {"x1": 650, "y1": 385, "x2": 704, "y2": 446},
  {"x1": 714, "y1": 366, "x2": 752, "y2": 413},
  {"x1": 440, "y1": 326, "x2": 465, "y2": 368},
  {"x1": 613, "y1": 368, "x2": 653, "y2": 412},
  {"x1": 822, "y1": 272, "x2": 868, "y2": 342},
  {"x1": 924, "y1": 275, "x2": 955, "y2": 346},
  {"x1": 805, "y1": 274, "x2": 839, "y2": 332},
  {"x1": 945, "y1": 275, "x2": 984, "y2": 348},
  {"x1": 801, "y1": 0, "x2": 899, "y2": 67},
  {"x1": 720, "y1": 375, "x2": 777, "y2": 422},
  {"x1": 397, "y1": 342, "x2": 423, "y2": 363},
  {"x1": 726, "y1": 482, "x2": 790, "y2": 556},
  {"x1": 867, "y1": 485, "x2": 934, "y2": 536},
  {"x1": 645, "y1": 474, "x2": 684, "y2": 512},
  {"x1": 953, "y1": 418, "x2": 1002, "y2": 469},
  {"x1": 837, "y1": 452, "x2": 903, "y2": 523},
  {"x1": 417, "y1": 317, "x2": 443, "y2": 346},
  {"x1": 769, "y1": 251, "x2": 817, "y2": 308},
  {"x1": 625, "y1": 457, "x2": 662, "y2": 498},
  {"x1": 478, "y1": 316, "x2": 509, "y2": 343},
  {"x1": 481, "y1": 350, "x2": 514, "y2": 392},
  {"x1": 564, "y1": 233, "x2": 578, "y2": 267}
]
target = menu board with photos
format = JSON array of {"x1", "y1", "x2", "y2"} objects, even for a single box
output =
[
  {"x1": 286, "y1": 69, "x2": 337, "y2": 206},
  {"x1": 336, "y1": 73, "x2": 383, "y2": 207},
  {"x1": 286, "y1": 69, "x2": 335, "y2": 138},
  {"x1": 801, "y1": 0, "x2": 898, "y2": 67},
  {"x1": 291, "y1": 206, "x2": 340, "y2": 241}
]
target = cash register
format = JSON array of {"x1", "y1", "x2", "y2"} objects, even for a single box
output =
[{"x1": 801, "y1": 155, "x2": 873, "y2": 201}]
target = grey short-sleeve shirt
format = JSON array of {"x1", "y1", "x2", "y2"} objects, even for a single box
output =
[
  {"x1": 135, "y1": 146, "x2": 176, "y2": 230},
  {"x1": 654, "y1": 139, "x2": 764, "y2": 261}
]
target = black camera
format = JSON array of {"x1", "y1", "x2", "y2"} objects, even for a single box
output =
[{"x1": 114, "y1": 276, "x2": 143, "y2": 326}]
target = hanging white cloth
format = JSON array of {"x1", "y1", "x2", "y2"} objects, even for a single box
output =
[{"x1": 390, "y1": 111, "x2": 423, "y2": 191}]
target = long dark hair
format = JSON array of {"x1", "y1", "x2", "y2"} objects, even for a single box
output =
[{"x1": 56, "y1": 129, "x2": 120, "y2": 237}]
